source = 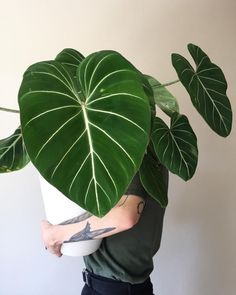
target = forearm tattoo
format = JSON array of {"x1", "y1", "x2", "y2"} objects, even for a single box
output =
[
  {"x1": 118, "y1": 194, "x2": 129, "y2": 207},
  {"x1": 57, "y1": 211, "x2": 116, "y2": 243},
  {"x1": 59, "y1": 195, "x2": 145, "y2": 244},
  {"x1": 119, "y1": 194, "x2": 145, "y2": 214},
  {"x1": 137, "y1": 201, "x2": 145, "y2": 214},
  {"x1": 59, "y1": 212, "x2": 93, "y2": 225},
  {"x1": 64, "y1": 222, "x2": 116, "y2": 243}
]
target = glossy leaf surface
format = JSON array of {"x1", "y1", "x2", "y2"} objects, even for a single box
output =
[
  {"x1": 19, "y1": 50, "x2": 151, "y2": 216},
  {"x1": 145, "y1": 75, "x2": 179, "y2": 116},
  {"x1": 151, "y1": 113, "x2": 198, "y2": 181},
  {"x1": 55, "y1": 48, "x2": 84, "y2": 75},
  {"x1": 172, "y1": 43, "x2": 232, "y2": 137},
  {"x1": 0, "y1": 127, "x2": 30, "y2": 172},
  {"x1": 139, "y1": 146, "x2": 168, "y2": 207}
]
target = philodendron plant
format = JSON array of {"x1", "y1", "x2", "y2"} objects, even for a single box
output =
[{"x1": 0, "y1": 44, "x2": 233, "y2": 217}]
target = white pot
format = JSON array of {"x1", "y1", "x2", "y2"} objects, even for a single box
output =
[{"x1": 39, "y1": 175, "x2": 102, "y2": 256}]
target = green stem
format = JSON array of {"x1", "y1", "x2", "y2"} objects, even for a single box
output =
[
  {"x1": 155, "y1": 79, "x2": 180, "y2": 88},
  {"x1": 0, "y1": 107, "x2": 20, "y2": 114}
]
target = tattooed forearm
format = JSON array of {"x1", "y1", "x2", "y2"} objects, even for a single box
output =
[
  {"x1": 64, "y1": 222, "x2": 116, "y2": 243},
  {"x1": 118, "y1": 195, "x2": 129, "y2": 207},
  {"x1": 137, "y1": 201, "x2": 145, "y2": 214},
  {"x1": 119, "y1": 194, "x2": 145, "y2": 214},
  {"x1": 59, "y1": 212, "x2": 93, "y2": 225}
]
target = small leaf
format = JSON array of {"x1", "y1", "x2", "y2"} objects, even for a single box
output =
[
  {"x1": 139, "y1": 145, "x2": 168, "y2": 207},
  {"x1": 172, "y1": 43, "x2": 232, "y2": 137},
  {"x1": 0, "y1": 126, "x2": 30, "y2": 173},
  {"x1": 151, "y1": 113, "x2": 198, "y2": 181},
  {"x1": 145, "y1": 75, "x2": 179, "y2": 116}
]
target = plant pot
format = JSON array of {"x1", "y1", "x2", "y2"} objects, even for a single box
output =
[{"x1": 39, "y1": 175, "x2": 102, "y2": 256}]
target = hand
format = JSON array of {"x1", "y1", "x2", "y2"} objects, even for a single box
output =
[{"x1": 40, "y1": 220, "x2": 63, "y2": 257}]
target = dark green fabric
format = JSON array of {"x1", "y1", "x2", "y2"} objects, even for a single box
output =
[{"x1": 83, "y1": 167, "x2": 168, "y2": 284}]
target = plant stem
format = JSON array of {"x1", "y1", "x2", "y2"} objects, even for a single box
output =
[
  {"x1": 155, "y1": 79, "x2": 180, "y2": 88},
  {"x1": 0, "y1": 107, "x2": 20, "y2": 114},
  {"x1": 0, "y1": 80, "x2": 180, "y2": 113}
]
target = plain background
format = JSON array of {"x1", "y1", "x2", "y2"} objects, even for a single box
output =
[{"x1": 0, "y1": 1, "x2": 235, "y2": 294}]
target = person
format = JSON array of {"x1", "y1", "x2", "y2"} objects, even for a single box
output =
[{"x1": 41, "y1": 167, "x2": 168, "y2": 295}]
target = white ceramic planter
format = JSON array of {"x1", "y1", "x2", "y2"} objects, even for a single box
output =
[{"x1": 39, "y1": 175, "x2": 102, "y2": 256}]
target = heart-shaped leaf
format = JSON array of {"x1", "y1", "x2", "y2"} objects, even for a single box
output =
[
  {"x1": 19, "y1": 50, "x2": 151, "y2": 216},
  {"x1": 0, "y1": 126, "x2": 30, "y2": 172},
  {"x1": 141, "y1": 75, "x2": 156, "y2": 131},
  {"x1": 172, "y1": 43, "x2": 232, "y2": 137},
  {"x1": 145, "y1": 75, "x2": 179, "y2": 116},
  {"x1": 151, "y1": 113, "x2": 198, "y2": 181},
  {"x1": 139, "y1": 145, "x2": 168, "y2": 208},
  {"x1": 55, "y1": 48, "x2": 84, "y2": 75}
]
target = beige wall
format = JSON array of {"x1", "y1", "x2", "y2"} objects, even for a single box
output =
[{"x1": 0, "y1": 1, "x2": 235, "y2": 294}]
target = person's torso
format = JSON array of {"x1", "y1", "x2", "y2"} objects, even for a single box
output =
[{"x1": 83, "y1": 168, "x2": 168, "y2": 284}]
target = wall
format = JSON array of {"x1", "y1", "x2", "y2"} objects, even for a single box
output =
[{"x1": 0, "y1": 1, "x2": 235, "y2": 294}]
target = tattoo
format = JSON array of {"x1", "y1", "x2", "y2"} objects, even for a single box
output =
[
  {"x1": 118, "y1": 195, "x2": 129, "y2": 207},
  {"x1": 137, "y1": 201, "x2": 145, "y2": 215},
  {"x1": 64, "y1": 222, "x2": 116, "y2": 243},
  {"x1": 59, "y1": 212, "x2": 93, "y2": 225},
  {"x1": 119, "y1": 195, "x2": 146, "y2": 215}
]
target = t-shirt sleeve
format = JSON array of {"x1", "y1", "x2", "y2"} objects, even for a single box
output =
[{"x1": 125, "y1": 173, "x2": 148, "y2": 200}]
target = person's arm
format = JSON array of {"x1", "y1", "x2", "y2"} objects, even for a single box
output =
[{"x1": 41, "y1": 193, "x2": 145, "y2": 257}]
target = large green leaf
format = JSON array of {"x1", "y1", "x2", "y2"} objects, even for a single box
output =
[
  {"x1": 145, "y1": 75, "x2": 179, "y2": 116},
  {"x1": 141, "y1": 75, "x2": 156, "y2": 129},
  {"x1": 18, "y1": 50, "x2": 151, "y2": 217},
  {"x1": 172, "y1": 43, "x2": 232, "y2": 137},
  {"x1": 0, "y1": 126, "x2": 30, "y2": 172},
  {"x1": 151, "y1": 113, "x2": 198, "y2": 181},
  {"x1": 55, "y1": 48, "x2": 84, "y2": 75},
  {"x1": 139, "y1": 144, "x2": 168, "y2": 208}
]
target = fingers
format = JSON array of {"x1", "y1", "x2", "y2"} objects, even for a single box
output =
[
  {"x1": 46, "y1": 240, "x2": 63, "y2": 257},
  {"x1": 45, "y1": 240, "x2": 63, "y2": 257},
  {"x1": 40, "y1": 220, "x2": 63, "y2": 257}
]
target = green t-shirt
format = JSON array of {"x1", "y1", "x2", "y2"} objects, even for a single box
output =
[{"x1": 83, "y1": 167, "x2": 168, "y2": 284}]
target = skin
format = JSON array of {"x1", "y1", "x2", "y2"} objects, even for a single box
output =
[{"x1": 41, "y1": 194, "x2": 145, "y2": 257}]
